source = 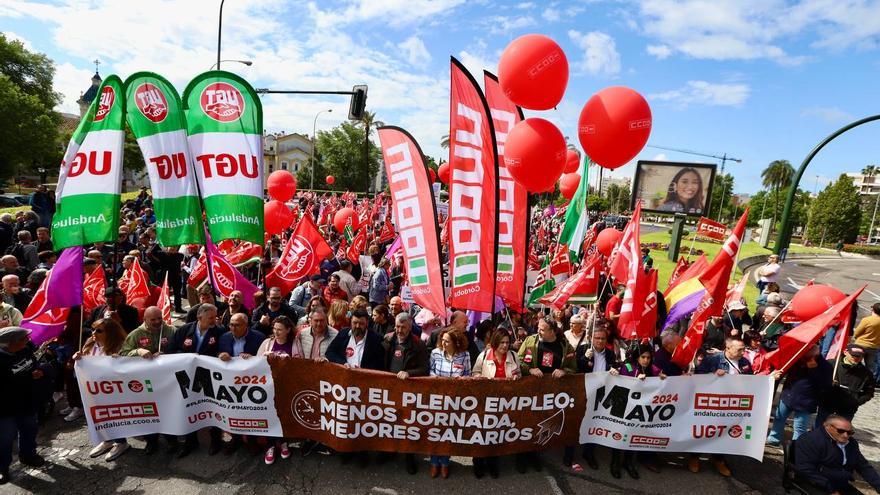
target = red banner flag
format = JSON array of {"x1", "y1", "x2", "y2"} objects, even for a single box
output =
[
  {"x1": 667, "y1": 256, "x2": 690, "y2": 290},
  {"x1": 82, "y1": 267, "x2": 107, "y2": 312},
  {"x1": 347, "y1": 227, "x2": 367, "y2": 264},
  {"x1": 159, "y1": 273, "x2": 172, "y2": 325},
  {"x1": 725, "y1": 270, "x2": 750, "y2": 308},
  {"x1": 550, "y1": 243, "x2": 571, "y2": 279},
  {"x1": 665, "y1": 254, "x2": 708, "y2": 297},
  {"x1": 205, "y1": 229, "x2": 259, "y2": 310},
  {"x1": 379, "y1": 217, "x2": 395, "y2": 244},
  {"x1": 377, "y1": 125, "x2": 447, "y2": 316},
  {"x1": 484, "y1": 71, "x2": 529, "y2": 312},
  {"x1": 608, "y1": 202, "x2": 642, "y2": 284},
  {"x1": 695, "y1": 216, "x2": 727, "y2": 241},
  {"x1": 123, "y1": 258, "x2": 152, "y2": 302},
  {"x1": 581, "y1": 224, "x2": 598, "y2": 258},
  {"x1": 671, "y1": 209, "x2": 749, "y2": 368},
  {"x1": 764, "y1": 286, "x2": 864, "y2": 373},
  {"x1": 635, "y1": 269, "x2": 659, "y2": 341},
  {"x1": 447, "y1": 57, "x2": 498, "y2": 313},
  {"x1": 226, "y1": 241, "x2": 262, "y2": 267},
  {"x1": 187, "y1": 251, "x2": 208, "y2": 288},
  {"x1": 616, "y1": 205, "x2": 644, "y2": 339},
  {"x1": 539, "y1": 254, "x2": 600, "y2": 309},
  {"x1": 265, "y1": 213, "x2": 333, "y2": 297}
]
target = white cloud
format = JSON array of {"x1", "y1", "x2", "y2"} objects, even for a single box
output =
[
  {"x1": 398, "y1": 36, "x2": 431, "y2": 68},
  {"x1": 631, "y1": 0, "x2": 880, "y2": 65},
  {"x1": 542, "y1": 7, "x2": 560, "y2": 22},
  {"x1": 4, "y1": 31, "x2": 32, "y2": 50},
  {"x1": 52, "y1": 62, "x2": 96, "y2": 115},
  {"x1": 801, "y1": 106, "x2": 855, "y2": 124},
  {"x1": 457, "y1": 49, "x2": 496, "y2": 85},
  {"x1": 652, "y1": 153, "x2": 668, "y2": 161},
  {"x1": 515, "y1": 2, "x2": 535, "y2": 8},
  {"x1": 649, "y1": 80, "x2": 750, "y2": 107},
  {"x1": 567, "y1": 30, "x2": 621, "y2": 76},
  {"x1": 484, "y1": 15, "x2": 536, "y2": 34},
  {"x1": 308, "y1": 0, "x2": 465, "y2": 29},
  {"x1": 645, "y1": 44, "x2": 671, "y2": 59}
]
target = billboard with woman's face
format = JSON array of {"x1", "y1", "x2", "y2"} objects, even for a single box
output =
[{"x1": 631, "y1": 160, "x2": 716, "y2": 216}]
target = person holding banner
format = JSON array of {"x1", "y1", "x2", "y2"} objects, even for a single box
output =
[
  {"x1": 608, "y1": 342, "x2": 667, "y2": 479},
  {"x1": 256, "y1": 316, "x2": 300, "y2": 465},
  {"x1": 428, "y1": 328, "x2": 471, "y2": 479},
  {"x1": 168, "y1": 304, "x2": 225, "y2": 458},
  {"x1": 516, "y1": 318, "x2": 577, "y2": 474},
  {"x1": 570, "y1": 326, "x2": 618, "y2": 471}
]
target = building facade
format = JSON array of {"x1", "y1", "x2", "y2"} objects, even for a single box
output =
[{"x1": 263, "y1": 131, "x2": 313, "y2": 189}]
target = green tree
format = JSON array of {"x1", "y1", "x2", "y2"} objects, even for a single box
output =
[
  {"x1": 861, "y1": 165, "x2": 878, "y2": 176},
  {"x1": 748, "y1": 187, "x2": 811, "y2": 232},
  {"x1": 760, "y1": 159, "x2": 795, "y2": 226},
  {"x1": 707, "y1": 173, "x2": 734, "y2": 221},
  {"x1": 807, "y1": 174, "x2": 861, "y2": 244},
  {"x1": 355, "y1": 111, "x2": 384, "y2": 192},
  {"x1": 604, "y1": 183, "x2": 631, "y2": 213},
  {"x1": 297, "y1": 146, "x2": 325, "y2": 190},
  {"x1": 440, "y1": 134, "x2": 449, "y2": 149},
  {"x1": 308, "y1": 121, "x2": 380, "y2": 193},
  {"x1": 0, "y1": 33, "x2": 61, "y2": 181}
]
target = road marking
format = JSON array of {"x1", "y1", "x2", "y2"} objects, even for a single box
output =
[
  {"x1": 787, "y1": 277, "x2": 804, "y2": 290},
  {"x1": 873, "y1": 273, "x2": 880, "y2": 277},
  {"x1": 546, "y1": 475, "x2": 565, "y2": 495},
  {"x1": 866, "y1": 289, "x2": 880, "y2": 301},
  {"x1": 814, "y1": 263, "x2": 827, "y2": 267}
]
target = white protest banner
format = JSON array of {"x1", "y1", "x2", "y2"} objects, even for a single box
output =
[
  {"x1": 75, "y1": 355, "x2": 281, "y2": 444},
  {"x1": 579, "y1": 373, "x2": 773, "y2": 461}
]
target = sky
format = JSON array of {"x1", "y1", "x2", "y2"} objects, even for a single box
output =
[{"x1": 3, "y1": 0, "x2": 880, "y2": 195}]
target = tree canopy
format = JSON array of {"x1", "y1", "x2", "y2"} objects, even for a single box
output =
[
  {"x1": 298, "y1": 121, "x2": 381, "y2": 193},
  {"x1": 807, "y1": 174, "x2": 862, "y2": 244}
]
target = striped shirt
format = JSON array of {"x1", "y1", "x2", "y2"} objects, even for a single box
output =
[{"x1": 429, "y1": 348, "x2": 471, "y2": 378}]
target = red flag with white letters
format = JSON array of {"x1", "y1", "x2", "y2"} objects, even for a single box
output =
[{"x1": 265, "y1": 213, "x2": 333, "y2": 297}]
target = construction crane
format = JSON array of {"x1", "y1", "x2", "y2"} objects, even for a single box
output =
[{"x1": 646, "y1": 144, "x2": 742, "y2": 221}]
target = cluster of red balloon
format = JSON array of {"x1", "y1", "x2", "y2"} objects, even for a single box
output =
[
  {"x1": 782, "y1": 284, "x2": 846, "y2": 323},
  {"x1": 333, "y1": 207, "x2": 357, "y2": 234},
  {"x1": 326, "y1": 175, "x2": 335, "y2": 185},
  {"x1": 265, "y1": 170, "x2": 297, "y2": 234},
  {"x1": 494, "y1": 34, "x2": 653, "y2": 198},
  {"x1": 438, "y1": 162, "x2": 450, "y2": 184}
]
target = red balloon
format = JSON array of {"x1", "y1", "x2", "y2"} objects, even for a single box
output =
[
  {"x1": 267, "y1": 170, "x2": 297, "y2": 202},
  {"x1": 264, "y1": 200, "x2": 294, "y2": 235},
  {"x1": 429, "y1": 168, "x2": 437, "y2": 183},
  {"x1": 559, "y1": 173, "x2": 581, "y2": 200},
  {"x1": 326, "y1": 175, "x2": 335, "y2": 185},
  {"x1": 782, "y1": 284, "x2": 846, "y2": 323},
  {"x1": 578, "y1": 86, "x2": 652, "y2": 170},
  {"x1": 498, "y1": 34, "x2": 569, "y2": 110},
  {"x1": 564, "y1": 149, "x2": 580, "y2": 174},
  {"x1": 438, "y1": 162, "x2": 450, "y2": 184},
  {"x1": 333, "y1": 207, "x2": 357, "y2": 233},
  {"x1": 504, "y1": 118, "x2": 567, "y2": 193},
  {"x1": 596, "y1": 228, "x2": 623, "y2": 257}
]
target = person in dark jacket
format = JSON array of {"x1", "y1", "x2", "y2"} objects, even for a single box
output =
[
  {"x1": 326, "y1": 309, "x2": 385, "y2": 370},
  {"x1": 654, "y1": 330, "x2": 685, "y2": 376},
  {"x1": 379, "y1": 312, "x2": 429, "y2": 474},
  {"x1": 167, "y1": 304, "x2": 226, "y2": 458},
  {"x1": 185, "y1": 285, "x2": 228, "y2": 324},
  {"x1": 817, "y1": 344, "x2": 876, "y2": 427},
  {"x1": 569, "y1": 327, "x2": 617, "y2": 471},
  {"x1": 219, "y1": 313, "x2": 266, "y2": 360},
  {"x1": 794, "y1": 414, "x2": 880, "y2": 494},
  {"x1": 768, "y1": 345, "x2": 833, "y2": 446},
  {"x1": 250, "y1": 287, "x2": 298, "y2": 335},
  {"x1": 88, "y1": 287, "x2": 140, "y2": 333},
  {"x1": 0, "y1": 327, "x2": 49, "y2": 484}
]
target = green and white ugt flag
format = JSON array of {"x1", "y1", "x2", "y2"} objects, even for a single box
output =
[
  {"x1": 124, "y1": 72, "x2": 204, "y2": 246},
  {"x1": 558, "y1": 157, "x2": 590, "y2": 259},
  {"x1": 182, "y1": 71, "x2": 264, "y2": 244},
  {"x1": 53, "y1": 75, "x2": 124, "y2": 249}
]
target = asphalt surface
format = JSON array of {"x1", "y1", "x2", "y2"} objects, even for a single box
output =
[{"x1": 775, "y1": 255, "x2": 880, "y2": 318}]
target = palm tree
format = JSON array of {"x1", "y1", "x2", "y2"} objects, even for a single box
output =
[
  {"x1": 862, "y1": 165, "x2": 878, "y2": 176},
  {"x1": 356, "y1": 111, "x2": 384, "y2": 192},
  {"x1": 440, "y1": 134, "x2": 449, "y2": 149},
  {"x1": 761, "y1": 159, "x2": 795, "y2": 227}
]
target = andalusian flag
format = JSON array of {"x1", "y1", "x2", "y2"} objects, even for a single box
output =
[
  {"x1": 52, "y1": 75, "x2": 125, "y2": 249},
  {"x1": 528, "y1": 258, "x2": 556, "y2": 306},
  {"x1": 558, "y1": 156, "x2": 590, "y2": 259},
  {"x1": 182, "y1": 71, "x2": 264, "y2": 244},
  {"x1": 124, "y1": 72, "x2": 204, "y2": 246}
]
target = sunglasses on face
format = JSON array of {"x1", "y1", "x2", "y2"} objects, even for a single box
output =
[{"x1": 833, "y1": 427, "x2": 855, "y2": 436}]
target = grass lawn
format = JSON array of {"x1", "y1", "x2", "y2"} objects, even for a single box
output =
[
  {"x1": 0, "y1": 191, "x2": 141, "y2": 216},
  {"x1": 641, "y1": 229, "x2": 832, "y2": 309}
]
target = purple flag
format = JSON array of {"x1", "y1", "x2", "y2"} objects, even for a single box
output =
[
  {"x1": 384, "y1": 236, "x2": 402, "y2": 259},
  {"x1": 204, "y1": 228, "x2": 259, "y2": 310},
  {"x1": 22, "y1": 246, "x2": 84, "y2": 345}
]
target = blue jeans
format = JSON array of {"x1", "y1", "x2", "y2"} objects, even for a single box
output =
[
  {"x1": 819, "y1": 327, "x2": 837, "y2": 357},
  {"x1": 430, "y1": 455, "x2": 450, "y2": 467},
  {"x1": 0, "y1": 414, "x2": 38, "y2": 470},
  {"x1": 767, "y1": 400, "x2": 811, "y2": 444},
  {"x1": 864, "y1": 347, "x2": 880, "y2": 381}
]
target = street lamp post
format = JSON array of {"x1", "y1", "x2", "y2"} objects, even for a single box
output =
[
  {"x1": 310, "y1": 109, "x2": 332, "y2": 190},
  {"x1": 216, "y1": 0, "x2": 225, "y2": 70},
  {"x1": 210, "y1": 59, "x2": 252, "y2": 70}
]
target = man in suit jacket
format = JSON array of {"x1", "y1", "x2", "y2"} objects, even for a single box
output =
[
  {"x1": 166, "y1": 303, "x2": 225, "y2": 457},
  {"x1": 219, "y1": 313, "x2": 265, "y2": 360},
  {"x1": 326, "y1": 309, "x2": 385, "y2": 370},
  {"x1": 795, "y1": 414, "x2": 880, "y2": 494}
]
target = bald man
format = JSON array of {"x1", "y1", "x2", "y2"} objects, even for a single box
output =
[
  {"x1": 119, "y1": 306, "x2": 177, "y2": 358},
  {"x1": 427, "y1": 310, "x2": 469, "y2": 351}
]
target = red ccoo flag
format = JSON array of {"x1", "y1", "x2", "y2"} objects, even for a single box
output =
[
  {"x1": 265, "y1": 213, "x2": 333, "y2": 297},
  {"x1": 616, "y1": 203, "x2": 644, "y2": 339},
  {"x1": 608, "y1": 202, "x2": 642, "y2": 284},
  {"x1": 158, "y1": 273, "x2": 172, "y2": 325},
  {"x1": 347, "y1": 227, "x2": 367, "y2": 264}
]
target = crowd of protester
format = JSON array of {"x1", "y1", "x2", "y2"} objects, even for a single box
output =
[{"x1": 0, "y1": 186, "x2": 878, "y2": 494}]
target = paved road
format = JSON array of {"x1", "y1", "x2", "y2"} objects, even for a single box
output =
[
  {"x1": 776, "y1": 256, "x2": 880, "y2": 318},
  {"x1": 5, "y1": 396, "x2": 878, "y2": 495}
]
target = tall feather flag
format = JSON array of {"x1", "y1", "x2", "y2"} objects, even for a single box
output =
[
  {"x1": 21, "y1": 247, "x2": 84, "y2": 345},
  {"x1": 558, "y1": 156, "x2": 591, "y2": 259},
  {"x1": 484, "y1": 71, "x2": 529, "y2": 312},
  {"x1": 671, "y1": 208, "x2": 750, "y2": 368},
  {"x1": 158, "y1": 273, "x2": 172, "y2": 325},
  {"x1": 447, "y1": 57, "x2": 498, "y2": 313}
]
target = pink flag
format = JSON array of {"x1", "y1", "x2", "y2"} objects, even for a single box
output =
[{"x1": 22, "y1": 247, "x2": 83, "y2": 345}]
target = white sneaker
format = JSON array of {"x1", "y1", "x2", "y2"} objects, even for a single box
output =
[
  {"x1": 104, "y1": 442, "x2": 130, "y2": 461},
  {"x1": 64, "y1": 407, "x2": 84, "y2": 422},
  {"x1": 52, "y1": 392, "x2": 65, "y2": 403},
  {"x1": 89, "y1": 441, "x2": 113, "y2": 458},
  {"x1": 58, "y1": 406, "x2": 73, "y2": 416}
]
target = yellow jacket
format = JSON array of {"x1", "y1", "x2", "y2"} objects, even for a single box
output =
[{"x1": 854, "y1": 314, "x2": 880, "y2": 349}]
